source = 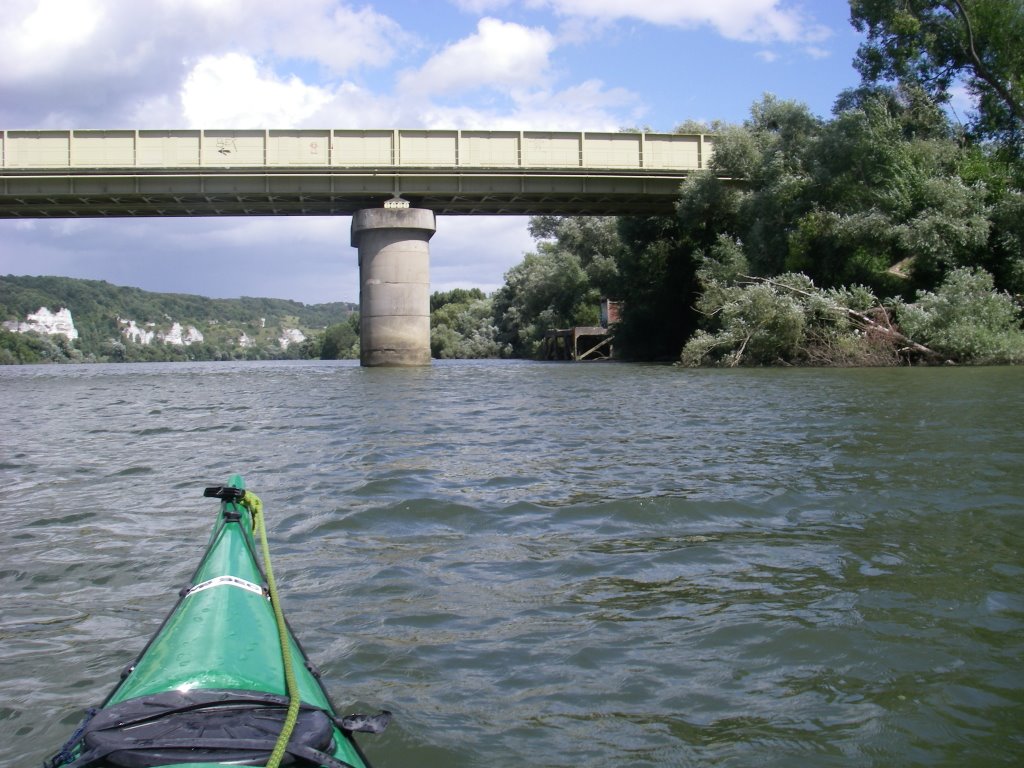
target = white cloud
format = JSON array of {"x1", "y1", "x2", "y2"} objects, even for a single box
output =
[
  {"x1": 511, "y1": 80, "x2": 641, "y2": 129},
  {"x1": 181, "y1": 53, "x2": 334, "y2": 127},
  {"x1": 204, "y1": 215, "x2": 347, "y2": 248},
  {"x1": 411, "y1": 77, "x2": 639, "y2": 131},
  {"x1": 431, "y1": 216, "x2": 535, "y2": 293},
  {"x1": 52, "y1": 219, "x2": 97, "y2": 237},
  {"x1": 254, "y1": 1, "x2": 408, "y2": 75},
  {"x1": 399, "y1": 17, "x2": 555, "y2": 97},
  {"x1": 127, "y1": 94, "x2": 185, "y2": 129},
  {"x1": 0, "y1": 1, "x2": 401, "y2": 86},
  {"x1": 305, "y1": 82, "x2": 406, "y2": 128},
  {"x1": 159, "y1": 0, "x2": 406, "y2": 75},
  {"x1": 0, "y1": 0, "x2": 407, "y2": 127},
  {"x1": 450, "y1": 0, "x2": 515, "y2": 12},
  {"x1": 0, "y1": 0, "x2": 103, "y2": 81},
  {"x1": 390, "y1": 15, "x2": 640, "y2": 130},
  {"x1": 539, "y1": 0, "x2": 830, "y2": 44}
]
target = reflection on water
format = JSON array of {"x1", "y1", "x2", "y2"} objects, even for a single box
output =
[{"x1": 1, "y1": 361, "x2": 1022, "y2": 767}]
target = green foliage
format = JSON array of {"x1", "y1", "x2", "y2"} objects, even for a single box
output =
[
  {"x1": 787, "y1": 209, "x2": 901, "y2": 290},
  {"x1": 850, "y1": 0, "x2": 1024, "y2": 156},
  {"x1": 832, "y1": 83, "x2": 952, "y2": 142},
  {"x1": 717, "y1": 96, "x2": 821, "y2": 276},
  {"x1": 527, "y1": 216, "x2": 626, "y2": 296},
  {"x1": 430, "y1": 288, "x2": 486, "y2": 314},
  {"x1": 665, "y1": 88, "x2": 1022, "y2": 308},
  {"x1": 603, "y1": 100, "x2": 824, "y2": 361},
  {"x1": 900, "y1": 175, "x2": 992, "y2": 286},
  {"x1": 681, "y1": 263, "x2": 1024, "y2": 367},
  {"x1": 673, "y1": 119, "x2": 730, "y2": 134},
  {"x1": 800, "y1": 91, "x2": 1008, "y2": 293},
  {"x1": 431, "y1": 294, "x2": 508, "y2": 359},
  {"x1": 318, "y1": 314, "x2": 360, "y2": 360},
  {"x1": 686, "y1": 281, "x2": 807, "y2": 366},
  {"x1": 0, "y1": 275, "x2": 356, "y2": 364},
  {"x1": 492, "y1": 222, "x2": 614, "y2": 356},
  {"x1": 690, "y1": 96, "x2": 820, "y2": 276},
  {"x1": 613, "y1": 213, "x2": 702, "y2": 360},
  {"x1": 0, "y1": 328, "x2": 73, "y2": 364},
  {"x1": 681, "y1": 244, "x2": 905, "y2": 367},
  {"x1": 893, "y1": 267, "x2": 1024, "y2": 362}
]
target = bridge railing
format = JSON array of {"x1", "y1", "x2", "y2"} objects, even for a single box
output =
[{"x1": 0, "y1": 129, "x2": 712, "y2": 172}]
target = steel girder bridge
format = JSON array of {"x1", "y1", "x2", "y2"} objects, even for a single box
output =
[{"x1": 0, "y1": 128, "x2": 714, "y2": 218}]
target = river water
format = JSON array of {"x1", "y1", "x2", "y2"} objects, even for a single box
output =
[{"x1": 1, "y1": 360, "x2": 1022, "y2": 767}]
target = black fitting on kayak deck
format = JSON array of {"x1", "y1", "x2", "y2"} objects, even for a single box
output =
[
  {"x1": 203, "y1": 486, "x2": 246, "y2": 502},
  {"x1": 205, "y1": 485, "x2": 245, "y2": 521}
]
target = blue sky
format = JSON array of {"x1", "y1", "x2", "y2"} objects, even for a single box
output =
[{"x1": 0, "y1": 0, "x2": 867, "y2": 305}]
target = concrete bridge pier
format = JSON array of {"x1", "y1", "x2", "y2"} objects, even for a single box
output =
[{"x1": 351, "y1": 207, "x2": 436, "y2": 367}]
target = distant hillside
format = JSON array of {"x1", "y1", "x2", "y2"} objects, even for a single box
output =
[{"x1": 0, "y1": 275, "x2": 358, "y2": 364}]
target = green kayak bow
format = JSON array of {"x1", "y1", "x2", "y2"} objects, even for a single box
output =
[{"x1": 46, "y1": 475, "x2": 388, "y2": 768}]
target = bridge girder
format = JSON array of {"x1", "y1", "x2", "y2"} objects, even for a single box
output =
[
  {"x1": 0, "y1": 168, "x2": 698, "y2": 218},
  {"x1": 0, "y1": 128, "x2": 721, "y2": 218}
]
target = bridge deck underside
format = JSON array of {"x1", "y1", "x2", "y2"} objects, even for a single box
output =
[{"x1": 0, "y1": 168, "x2": 693, "y2": 217}]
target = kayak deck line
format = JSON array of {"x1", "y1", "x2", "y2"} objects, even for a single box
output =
[
  {"x1": 44, "y1": 476, "x2": 388, "y2": 768},
  {"x1": 182, "y1": 574, "x2": 269, "y2": 599}
]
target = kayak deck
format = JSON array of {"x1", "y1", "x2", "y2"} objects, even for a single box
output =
[{"x1": 46, "y1": 476, "x2": 386, "y2": 768}]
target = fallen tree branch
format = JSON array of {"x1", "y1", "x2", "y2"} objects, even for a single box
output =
[{"x1": 739, "y1": 275, "x2": 949, "y2": 362}]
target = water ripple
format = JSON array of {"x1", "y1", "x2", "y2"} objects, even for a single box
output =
[{"x1": 1, "y1": 361, "x2": 1022, "y2": 767}]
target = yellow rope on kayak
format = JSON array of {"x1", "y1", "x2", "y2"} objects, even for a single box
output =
[{"x1": 242, "y1": 490, "x2": 300, "y2": 768}]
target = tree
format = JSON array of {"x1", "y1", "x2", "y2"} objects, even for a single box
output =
[
  {"x1": 688, "y1": 95, "x2": 823, "y2": 277},
  {"x1": 320, "y1": 314, "x2": 359, "y2": 360},
  {"x1": 850, "y1": 0, "x2": 1024, "y2": 155},
  {"x1": 791, "y1": 93, "x2": 993, "y2": 293},
  {"x1": 430, "y1": 287, "x2": 486, "y2": 313},
  {"x1": 614, "y1": 214, "x2": 702, "y2": 360},
  {"x1": 431, "y1": 294, "x2": 508, "y2": 359},
  {"x1": 527, "y1": 216, "x2": 626, "y2": 297},
  {"x1": 0, "y1": 328, "x2": 56, "y2": 364},
  {"x1": 491, "y1": 219, "x2": 622, "y2": 357},
  {"x1": 492, "y1": 249, "x2": 597, "y2": 357}
]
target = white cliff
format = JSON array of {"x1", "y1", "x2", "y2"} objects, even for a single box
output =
[
  {"x1": 118, "y1": 319, "x2": 203, "y2": 346},
  {"x1": 119, "y1": 318, "x2": 155, "y2": 345},
  {"x1": 3, "y1": 307, "x2": 79, "y2": 340},
  {"x1": 159, "y1": 322, "x2": 204, "y2": 346},
  {"x1": 184, "y1": 326, "x2": 204, "y2": 345},
  {"x1": 278, "y1": 328, "x2": 306, "y2": 349}
]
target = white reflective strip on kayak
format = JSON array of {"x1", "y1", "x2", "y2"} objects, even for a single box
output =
[{"x1": 184, "y1": 575, "x2": 267, "y2": 598}]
